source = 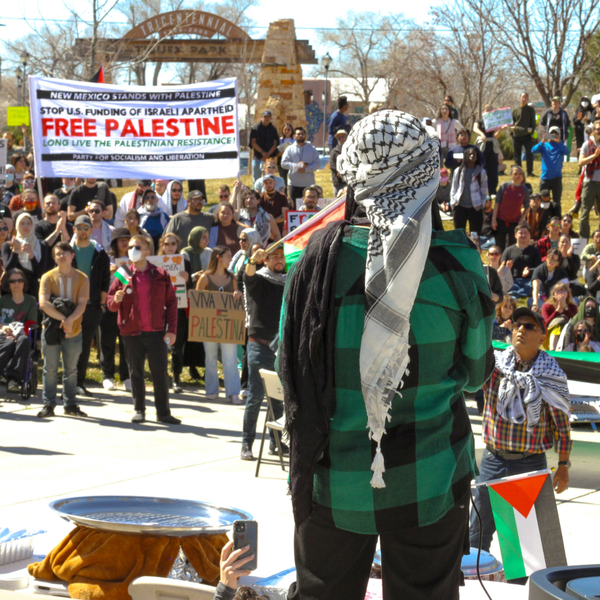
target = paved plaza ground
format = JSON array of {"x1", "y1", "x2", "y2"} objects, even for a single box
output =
[{"x1": 1, "y1": 383, "x2": 600, "y2": 593}]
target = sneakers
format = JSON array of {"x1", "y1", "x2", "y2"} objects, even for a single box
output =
[
  {"x1": 123, "y1": 379, "x2": 132, "y2": 392},
  {"x1": 172, "y1": 382, "x2": 183, "y2": 394},
  {"x1": 7, "y1": 379, "x2": 20, "y2": 393},
  {"x1": 568, "y1": 202, "x2": 580, "y2": 217},
  {"x1": 240, "y1": 389, "x2": 250, "y2": 399},
  {"x1": 240, "y1": 444, "x2": 254, "y2": 461},
  {"x1": 76, "y1": 385, "x2": 94, "y2": 398},
  {"x1": 158, "y1": 414, "x2": 182, "y2": 425},
  {"x1": 131, "y1": 411, "x2": 145, "y2": 423},
  {"x1": 103, "y1": 378, "x2": 115, "y2": 391},
  {"x1": 229, "y1": 394, "x2": 242, "y2": 405},
  {"x1": 205, "y1": 393, "x2": 219, "y2": 400},
  {"x1": 64, "y1": 405, "x2": 88, "y2": 417},
  {"x1": 37, "y1": 405, "x2": 55, "y2": 418}
]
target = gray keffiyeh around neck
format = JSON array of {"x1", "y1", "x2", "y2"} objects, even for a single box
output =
[
  {"x1": 256, "y1": 266, "x2": 286, "y2": 286},
  {"x1": 495, "y1": 347, "x2": 570, "y2": 432},
  {"x1": 337, "y1": 110, "x2": 440, "y2": 488}
]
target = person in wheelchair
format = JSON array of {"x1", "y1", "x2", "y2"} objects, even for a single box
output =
[{"x1": 0, "y1": 268, "x2": 38, "y2": 392}]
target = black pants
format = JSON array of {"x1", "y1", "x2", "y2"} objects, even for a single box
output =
[
  {"x1": 122, "y1": 331, "x2": 171, "y2": 418},
  {"x1": 172, "y1": 308, "x2": 188, "y2": 384},
  {"x1": 453, "y1": 205, "x2": 483, "y2": 236},
  {"x1": 76, "y1": 304, "x2": 104, "y2": 387},
  {"x1": 540, "y1": 176, "x2": 563, "y2": 206},
  {"x1": 288, "y1": 185, "x2": 306, "y2": 205},
  {"x1": 494, "y1": 221, "x2": 518, "y2": 251},
  {"x1": 288, "y1": 500, "x2": 469, "y2": 600},
  {"x1": 512, "y1": 134, "x2": 534, "y2": 175},
  {"x1": 484, "y1": 152, "x2": 499, "y2": 194},
  {"x1": 99, "y1": 310, "x2": 128, "y2": 381},
  {"x1": 0, "y1": 334, "x2": 30, "y2": 381}
]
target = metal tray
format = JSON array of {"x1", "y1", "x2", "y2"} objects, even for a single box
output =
[{"x1": 49, "y1": 496, "x2": 252, "y2": 536}]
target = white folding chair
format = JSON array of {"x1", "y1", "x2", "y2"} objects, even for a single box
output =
[
  {"x1": 255, "y1": 369, "x2": 287, "y2": 477},
  {"x1": 128, "y1": 576, "x2": 215, "y2": 600}
]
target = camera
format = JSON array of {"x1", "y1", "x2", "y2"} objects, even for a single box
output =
[
  {"x1": 234, "y1": 522, "x2": 246, "y2": 532},
  {"x1": 575, "y1": 332, "x2": 587, "y2": 343}
]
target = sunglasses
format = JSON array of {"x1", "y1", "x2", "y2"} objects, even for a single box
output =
[
  {"x1": 89, "y1": 209, "x2": 101, "y2": 214},
  {"x1": 145, "y1": 195, "x2": 157, "y2": 200},
  {"x1": 219, "y1": 194, "x2": 230, "y2": 199},
  {"x1": 128, "y1": 245, "x2": 142, "y2": 251},
  {"x1": 8, "y1": 279, "x2": 24, "y2": 284},
  {"x1": 171, "y1": 188, "x2": 182, "y2": 193},
  {"x1": 514, "y1": 322, "x2": 539, "y2": 331},
  {"x1": 488, "y1": 251, "x2": 500, "y2": 256},
  {"x1": 0, "y1": 227, "x2": 8, "y2": 232},
  {"x1": 562, "y1": 219, "x2": 572, "y2": 223},
  {"x1": 76, "y1": 225, "x2": 91, "y2": 231}
]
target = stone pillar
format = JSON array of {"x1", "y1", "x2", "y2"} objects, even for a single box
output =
[{"x1": 254, "y1": 20, "x2": 307, "y2": 134}]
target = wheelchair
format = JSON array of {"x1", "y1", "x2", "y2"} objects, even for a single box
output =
[{"x1": 2, "y1": 324, "x2": 39, "y2": 402}]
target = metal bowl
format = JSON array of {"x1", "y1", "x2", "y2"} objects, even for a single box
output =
[{"x1": 49, "y1": 496, "x2": 252, "y2": 536}]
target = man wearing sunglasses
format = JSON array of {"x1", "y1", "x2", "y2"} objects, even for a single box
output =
[
  {"x1": 71, "y1": 215, "x2": 111, "y2": 398},
  {"x1": 85, "y1": 200, "x2": 114, "y2": 253},
  {"x1": 107, "y1": 235, "x2": 180, "y2": 425},
  {"x1": 470, "y1": 307, "x2": 572, "y2": 554}
]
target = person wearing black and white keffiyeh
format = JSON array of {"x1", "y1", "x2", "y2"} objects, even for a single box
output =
[{"x1": 470, "y1": 306, "x2": 572, "y2": 553}]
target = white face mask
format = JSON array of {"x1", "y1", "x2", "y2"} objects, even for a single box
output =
[
  {"x1": 4, "y1": 173, "x2": 14, "y2": 185},
  {"x1": 128, "y1": 247, "x2": 143, "y2": 263},
  {"x1": 582, "y1": 101, "x2": 590, "y2": 108}
]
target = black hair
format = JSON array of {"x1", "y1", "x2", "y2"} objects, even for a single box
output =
[
  {"x1": 294, "y1": 126, "x2": 306, "y2": 135},
  {"x1": 337, "y1": 96, "x2": 348, "y2": 110},
  {"x1": 2, "y1": 268, "x2": 29, "y2": 294}
]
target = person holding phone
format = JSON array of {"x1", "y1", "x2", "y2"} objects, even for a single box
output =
[
  {"x1": 214, "y1": 541, "x2": 256, "y2": 600},
  {"x1": 107, "y1": 234, "x2": 180, "y2": 425}
]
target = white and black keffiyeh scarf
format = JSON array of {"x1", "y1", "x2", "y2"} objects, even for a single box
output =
[
  {"x1": 337, "y1": 110, "x2": 440, "y2": 488},
  {"x1": 256, "y1": 267, "x2": 286, "y2": 286},
  {"x1": 495, "y1": 347, "x2": 570, "y2": 432}
]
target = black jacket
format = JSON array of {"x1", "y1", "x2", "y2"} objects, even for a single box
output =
[
  {"x1": 71, "y1": 242, "x2": 111, "y2": 305},
  {"x1": 43, "y1": 297, "x2": 75, "y2": 345}
]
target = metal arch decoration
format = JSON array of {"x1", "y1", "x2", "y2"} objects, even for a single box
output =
[{"x1": 123, "y1": 10, "x2": 251, "y2": 41}]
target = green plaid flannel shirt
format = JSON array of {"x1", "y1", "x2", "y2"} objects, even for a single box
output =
[{"x1": 304, "y1": 226, "x2": 495, "y2": 535}]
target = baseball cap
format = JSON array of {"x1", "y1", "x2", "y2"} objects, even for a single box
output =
[
  {"x1": 262, "y1": 110, "x2": 272, "y2": 117},
  {"x1": 548, "y1": 126, "x2": 561, "y2": 135},
  {"x1": 188, "y1": 190, "x2": 204, "y2": 200},
  {"x1": 74, "y1": 215, "x2": 92, "y2": 228},
  {"x1": 262, "y1": 174, "x2": 276, "y2": 181},
  {"x1": 531, "y1": 192, "x2": 542, "y2": 200},
  {"x1": 334, "y1": 128, "x2": 348, "y2": 138},
  {"x1": 552, "y1": 96, "x2": 561, "y2": 102},
  {"x1": 540, "y1": 189, "x2": 550, "y2": 197},
  {"x1": 111, "y1": 227, "x2": 131, "y2": 241},
  {"x1": 511, "y1": 307, "x2": 547, "y2": 334}
]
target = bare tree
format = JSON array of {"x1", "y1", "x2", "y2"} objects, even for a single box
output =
[{"x1": 463, "y1": 0, "x2": 600, "y2": 106}]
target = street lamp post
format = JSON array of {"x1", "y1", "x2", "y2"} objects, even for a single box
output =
[
  {"x1": 321, "y1": 52, "x2": 333, "y2": 155},
  {"x1": 20, "y1": 51, "x2": 29, "y2": 105},
  {"x1": 16, "y1": 67, "x2": 22, "y2": 106}
]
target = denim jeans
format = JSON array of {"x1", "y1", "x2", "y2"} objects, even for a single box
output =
[
  {"x1": 203, "y1": 341, "x2": 241, "y2": 397},
  {"x1": 509, "y1": 277, "x2": 533, "y2": 299},
  {"x1": 242, "y1": 341, "x2": 283, "y2": 448},
  {"x1": 42, "y1": 333, "x2": 82, "y2": 407},
  {"x1": 253, "y1": 159, "x2": 263, "y2": 181},
  {"x1": 469, "y1": 449, "x2": 547, "y2": 551}
]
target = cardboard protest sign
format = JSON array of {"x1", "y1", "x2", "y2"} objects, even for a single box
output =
[
  {"x1": 188, "y1": 289, "x2": 245, "y2": 344},
  {"x1": 482, "y1": 107, "x2": 513, "y2": 132},
  {"x1": 28, "y1": 76, "x2": 239, "y2": 179},
  {"x1": 115, "y1": 255, "x2": 188, "y2": 308},
  {"x1": 287, "y1": 210, "x2": 318, "y2": 233},
  {"x1": 0, "y1": 139, "x2": 7, "y2": 186},
  {"x1": 7, "y1": 107, "x2": 30, "y2": 127}
]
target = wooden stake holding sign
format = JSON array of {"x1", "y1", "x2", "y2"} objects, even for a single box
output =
[{"x1": 188, "y1": 290, "x2": 245, "y2": 344}]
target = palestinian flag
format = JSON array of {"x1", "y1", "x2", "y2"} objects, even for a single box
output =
[
  {"x1": 487, "y1": 470, "x2": 567, "y2": 580},
  {"x1": 282, "y1": 196, "x2": 346, "y2": 267},
  {"x1": 114, "y1": 265, "x2": 132, "y2": 286}
]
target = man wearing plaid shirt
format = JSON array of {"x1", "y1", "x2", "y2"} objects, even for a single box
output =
[{"x1": 470, "y1": 306, "x2": 572, "y2": 552}]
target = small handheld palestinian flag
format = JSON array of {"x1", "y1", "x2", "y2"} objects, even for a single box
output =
[
  {"x1": 114, "y1": 265, "x2": 132, "y2": 287},
  {"x1": 482, "y1": 469, "x2": 567, "y2": 580}
]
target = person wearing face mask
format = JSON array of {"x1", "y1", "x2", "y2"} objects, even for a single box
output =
[
  {"x1": 137, "y1": 188, "x2": 170, "y2": 250},
  {"x1": 8, "y1": 173, "x2": 37, "y2": 212},
  {"x1": 564, "y1": 321, "x2": 600, "y2": 352},
  {"x1": 1, "y1": 165, "x2": 19, "y2": 208},
  {"x1": 11, "y1": 189, "x2": 43, "y2": 227},
  {"x1": 574, "y1": 97, "x2": 594, "y2": 150},
  {"x1": 2, "y1": 213, "x2": 48, "y2": 298},
  {"x1": 449, "y1": 146, "x2": 487, "y2": 236},
  {"x1": 107, "y1": 234, "x2": 180, "y2": 424},
  {"x1": 53, "y1": 178, "x2": 78, "y2": 212},
  {"x1": 559, "y1": 297, "x2": 600, "y2": 350}
]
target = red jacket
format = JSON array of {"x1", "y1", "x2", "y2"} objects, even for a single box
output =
[{"x1": 107, "y1": 262, "x2": 177, "y2": 336}]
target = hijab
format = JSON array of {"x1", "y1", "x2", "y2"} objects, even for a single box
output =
[
  {"x1": 231, "y1": 228, "x2": 262, "y2": 274},
  {"x1": 15, "y1": 213, "x2": 42, "y2": 271},
  {"x1": 163, "y1": 180, "x2": 187, "y2": 216},
  {"x1": 182, "y1": 226, "x2": 210, "y2": 273}
]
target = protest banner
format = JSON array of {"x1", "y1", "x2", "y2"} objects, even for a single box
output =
[
  {"x1": 188, "y1": 289, "x2": 245, "y2": 344},
  {"x1": 0, "y1": 139, "x2": 7, "y2": 186},
  {"x1": 28, "y1": 76, "x2": 239, "y2": 180},
  {"x1": 482, "y1": 107, "x2": 513, "y2": 131},
  {"x1": 7, "y1": 107, "x2": 30, "y2": 127},
  {"x1": 115, "y1": 255, "x2": 188, "y2": 308},
  {"x1": 571, "y1": 238, "x2": 587, "y2": 256},
  {"x1": 287, "y1": 210, "x2": 318, "y2": 233}
]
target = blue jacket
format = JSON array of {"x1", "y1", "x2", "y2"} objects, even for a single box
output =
[{"x1": 531, "y1": 141, "x2": 570, "y2": 180}]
